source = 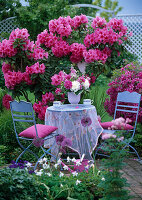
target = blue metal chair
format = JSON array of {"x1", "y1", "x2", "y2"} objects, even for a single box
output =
[
  {"x1": 10, "y1": 100, "x2": 59, "y2": 170},
  {"x1": 95, "y1": 91, "x2": 141, "y2": 160}
]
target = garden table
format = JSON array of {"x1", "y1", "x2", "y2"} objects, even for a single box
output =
[{"x1": 44, "y1": 104, "x2": 103, "y2": 161}]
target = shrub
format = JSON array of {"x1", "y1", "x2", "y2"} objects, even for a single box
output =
[
  {"x1": 0, "y1": 167, "x2": 47, "y2": 200},
  {"x1": 104, "y1": 62, "x2": 142, "y2": 122}
]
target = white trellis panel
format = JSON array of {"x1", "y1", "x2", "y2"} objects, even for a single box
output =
[
  {"x1": 116, "y1": 15, "x2": 142, "y2": 63},
  {"x1": 0, "y1": 17, "x2": 17, "y2": 40}
]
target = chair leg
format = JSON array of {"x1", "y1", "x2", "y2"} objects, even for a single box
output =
[
  {"x1": 16, "y1": 142, "x2": 39, "y2": 163},
  {"x1": 122, "y1": 142, "x2": 141, "y2": 161},
  {"x1": 34, "y1": 140, "x2": 57, "y2": 171},
  {"x1": 94, "y1": 141, "x2": 110, "y2": 159},
  {"x1": 128, "y1": 144, "x2": 141, "y2": 161}
]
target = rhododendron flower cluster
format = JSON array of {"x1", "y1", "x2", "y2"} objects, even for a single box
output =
[
  {"x1": 37, "y1": 15, "x2": 130, "y2": 65},
  {"x1": 0, "y1": 28, "x2": 48, "y2": 91},
  {"x1": 2, "y1": 94, "x2": 13, "y2": 109},
  {"x1": 33, "y1": 92, "x2": 55, "y2": 120},
  {"x1": 104, "y1": 63, "x2": 142, "y2": 122},
  {"x1": 51, "y1": 67, "x2": 91, "y2": 94}
]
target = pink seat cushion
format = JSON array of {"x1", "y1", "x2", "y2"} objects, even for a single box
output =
[
  {"x1": 100, "y1": 122, "x2": 133, "y2": 130},
  {"x1": 19, "y1": 124, "x2": 58, "y2": 138}
]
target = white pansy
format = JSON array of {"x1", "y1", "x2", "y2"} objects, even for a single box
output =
[
  {"x1": 25, "y1": 162, "x2": 32, "y2": 168},
  {"x1": 43, "y1": 163, "x2": 50, "y2": 169},
  {"x1": 72, "y1": 158, "x2": 76, "y2": 162},
  {"x1": 59, "y1": 172, "x2": 64, "y2": 177},
  {"x1": 35, "y1": 171, "x2": 43, "y2": 176},
  {"x1": 72, "y1": 171, "x2": 78, "y2": 177},
  {"x1": 60, "y1": 184, "x2": 63, "y2": 187},
  {"x1": 39, "y1": 169, "x2": 43, "y2": 172},
  {"x1": 71, "y1": 81, "x2": 80, "y2": 92},
  {"x1": 83, "y1": 79, "x2": 90, "y2": 90},
  {"x1": 67, "y1": 156, "x2": 71, "y2": 162},
  {"x1": 101, "y1": 177, "x2": 105, "y2": 181},
  {"x1": 63, "y1": 165, "x2": 68, "y2": 170},
  {"x1": 76, "y1": 179, "x2": 81, "y2": 185}
]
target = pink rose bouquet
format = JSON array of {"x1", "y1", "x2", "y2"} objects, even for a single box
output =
[{"x1": 51, "y1": 67, "x2": 91, "y2": 95}]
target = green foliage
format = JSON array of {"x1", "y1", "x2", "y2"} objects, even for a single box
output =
[
  {"x1": 35, "y1": 167, "x2": 103, "y2": 200},
  {"x1": 93, "y1": 0, "x2": 123, "y2": 21},
  {"x1": 82, "y1": 85, "x2": 112, "y2": 122},
  {"x1": 132, "y1": 123, "x2": 142, "y2": 155},
  {"x1": 16, "y1": 0, "x2": 70, "y2": 41},
  {"x1": 0, "y1": 168, "x2": 47, "y2": 200},
  {"x1": 0, "y1": 88, "x2": 6, "y2": 111},
  {"x1": 0, "y1": 0, "x2": 21, "y2": 21},
  {"x1": 98, "y1": 138, "x2": 131, "y2": 200},
  {"x1": 0, "y1": 145, "x2": 7, "y2": 166}
]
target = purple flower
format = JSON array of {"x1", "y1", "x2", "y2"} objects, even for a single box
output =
[
  {"x1": 55, "y1": 135, "x2": 65, "y2": 145},
  {"x1": 33, "y1": 137, "x2": 44, "y2": 147},
  {"x1": 81, "y1": 117, "x2": 92, "y2": 127},
  {"x1": 61, "y1": 138, "x2": 72, "y2": 147}
]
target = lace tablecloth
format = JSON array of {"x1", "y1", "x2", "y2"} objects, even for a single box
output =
[{"x1": 44, "y1": 104, "x2": 103, "y2": 160}]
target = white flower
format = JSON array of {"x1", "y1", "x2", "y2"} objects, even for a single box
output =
[
  {"x1": 72, "y1": 171, "x2": 78, "y2": 177},
  {"x1": 25, "y1": 162, "x2": 32, "y2": 168},
  {"x1": 43, "y1": 163, "x2": 50, "y2": 169},
  {"x1": 35, "y1": 171, "x2": 43, "y2": 176},
  {"x1": 101, "y1": 177, "x2": 105, "y2": 181},
  {"x1": 57, "y1": 158, "x2": 62, "y2": 165},
  {"x1": 97, "y1": 170, "x2": 101, "y2": 175},
  {"x1": 72, "y1": 158, "x2": 76, "y2": 162},
  {"x1": 85, "y1": 165, "x2": 89, "y2": 169},
  {"x1": 67, "y1": 156, "x2": 71, "y2": 162},
  {"x1": 39, "y1": 169, "x2": 43, "y2": 172},
  {"x1": 63, "y1": 165, "x2": 68, "y2": 170},
  {"x1": 59, "y1": 172, "x2": 64, "y2": 177},
  {"x1": 83, "y1": 79, "x2": 90, "y2": 90},
  {"x1": 76, "y1": 161, "x2": 82, "y2": 166},
  {"x1": 76, "y1": 179, "x2": 81, "y2": 185},
  {"x1": 46, "y1": 172, "x2": 52, "y2": 177},
  {"x1": 60, "y1": 184, "x2": 63, "y2": 187},
  {"x1": 71, "y1": 81, "x2": 80, "y2": 92},
  {"x1": 80, "y1": 154, "x2": 85, "y2": 162},
  {"x1": 54, "y1": 164, "x2": 58, "y2": 169},
  {"x1": 43, "y1": 157, "x2": 47, "y2": 162},
  {"x1": 38, "y1": 159, "x2": 44, "y2": 164}
]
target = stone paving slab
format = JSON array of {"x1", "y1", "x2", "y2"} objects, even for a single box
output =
[{"x1": 122, "y1": 158, "x2": 142, "y2": 200}]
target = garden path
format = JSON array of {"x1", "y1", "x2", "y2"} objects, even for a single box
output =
[{"x1": 97, "y1": 158, "x2": 142, "y2": 200}]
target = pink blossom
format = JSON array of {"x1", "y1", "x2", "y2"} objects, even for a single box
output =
[
  {"x1": 2, "y1": 94, "x2": 13, "y2": 109},
  {"x1": 55, "y1": 88, "x2": 62, "y2": 94},
  {"x1": 64, "y1": 80, "x2": 72, "y2": 89}
]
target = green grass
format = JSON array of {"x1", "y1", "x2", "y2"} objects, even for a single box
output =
[{"x1": 82, "y1": 85, "x2": 113, "y2": 122}]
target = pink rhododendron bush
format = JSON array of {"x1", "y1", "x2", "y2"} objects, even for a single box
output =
[
  {"x1": 0, "y1": 15, "x2": 131, "y2": 120},
  {"x1": 104, "y1": 63, "x2": 142, "y2": 123}
]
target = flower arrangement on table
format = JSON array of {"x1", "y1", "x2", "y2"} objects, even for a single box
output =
[{"x1": 51, "y1": 67, "x2": 91, "y2": 104}]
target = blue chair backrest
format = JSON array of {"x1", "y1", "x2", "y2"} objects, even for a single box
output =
[
  {"x1": 10, "y1": 100, "x2": 38, "y2": 137},
  {"x1": 114, "y1": 91, "x2": 141, "y2": 133}
]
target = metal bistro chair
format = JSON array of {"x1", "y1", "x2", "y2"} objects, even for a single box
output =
[
  {"x1": 10, "y1": 100, "x2": 59, "y2": 170},
  {"x1": 95, "y1": 91, "x2": 141, "y2": 161}
]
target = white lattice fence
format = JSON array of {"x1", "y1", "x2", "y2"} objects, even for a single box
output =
[
  {"x1": 0, "y1": 17, "x2": 17, "y2": 40},
  {"x1": 116, "y1": 15, "x2": 142, "y2": 63}
]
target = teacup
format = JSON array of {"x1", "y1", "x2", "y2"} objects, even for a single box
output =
[
  {"x1": 83, "y1": 99, "x2": 93, "y2": 105},
  {"x1": 53, "y1": 101, "x2": 62, "y2": 107}
]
